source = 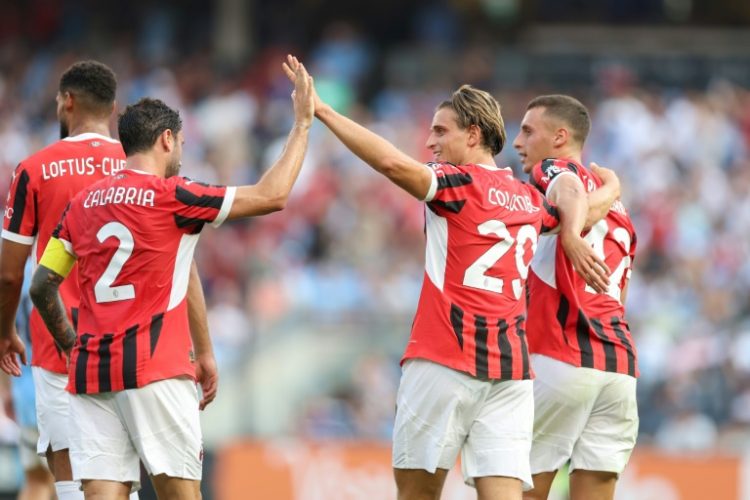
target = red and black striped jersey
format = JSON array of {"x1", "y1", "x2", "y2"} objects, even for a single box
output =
[
  {"x1": 403, "y1": 162, "x2": 559, "y2": 380},
  {"x1": 53, "y1": 169, "x2": 235, "y2": 394},
  {"x1": 2, "y1": 133, "x2": 125, "y2": 374},
  {"x1": 526, "y1": 158, "x2": 639, "y2": 377}
]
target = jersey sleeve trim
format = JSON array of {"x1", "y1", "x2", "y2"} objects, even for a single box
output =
[
  {"x1": 211, "y1": 186, "x2": 236, "y2": 228},
  {"x1": 1, "y1": 230, "x2": 34, "y2": 245},
  {"x1": 39, "y1": 237, "x2": 76, "y2": 278},
  {"x1": 545, "y1": 170, "x2": 581, "y2": 197},
  {"x1": 422, "y1": 167, "x2": 438, "y2": 202}
]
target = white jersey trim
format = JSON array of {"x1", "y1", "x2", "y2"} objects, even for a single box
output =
[
  {"x1": 62, "y1": 132, "x2": 120, "y2": 144},
  {"x1": 167, "y1": 233, "x2": 199, "y2": 311},
  {"x1": 544, "y1": 171, "x2": 581, "y2": 197},
  {"x1": 1, "y1": 230, "x2": 34, "y2": 245},
  {"x1": 424, "y1": 207, "x2": 448, "y2": 292},
  {"x1": 422, "y1": 167, "x2": 438, "y2": 202},
  {"x1": 529, "y1": 233, "x2": 557, "y2": 288},
  {"x1": 212, "y1": 186, "x2": 236, "y2": 228}
]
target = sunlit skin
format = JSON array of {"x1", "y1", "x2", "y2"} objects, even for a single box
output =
[
  {"x1": 513, "y1": 106, "x2": 573, "y2": 174},
  {"x1": 426, "y1": 107, "x2": 479, "y2": 166},
  {"x1": 165, "y1": 130, "x2": 184, "y2": 178}
]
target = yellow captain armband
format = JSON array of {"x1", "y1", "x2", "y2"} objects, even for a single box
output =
[{"x1": 39, "y1": 237, "x2": 76, "y2": 278}]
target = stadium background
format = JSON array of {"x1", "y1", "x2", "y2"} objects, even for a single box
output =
[{"x1": 1, "y1": 0, "x2": 750, "y2": 498}]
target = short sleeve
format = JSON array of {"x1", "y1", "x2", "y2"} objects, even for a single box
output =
[
  {"x1": 2, "y1": 163, "x2": 37, "y2": 245},
  {"x1": 424, "y1": 162, "x2": 473, "y2": 215},
  {"x1": 171, "y1": 177, "x2": 236, "y2": 233},
  {"x1": 529, "y1": 159, "x2": 581, "y2": 196}
]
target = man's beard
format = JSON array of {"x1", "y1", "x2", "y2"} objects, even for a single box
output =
[
  {"x1": 165, "y1": 159, "x2": 181, "y2": 178},
  {"x1": 59, "y1": 120, "x2": 69, "y2": 139}
]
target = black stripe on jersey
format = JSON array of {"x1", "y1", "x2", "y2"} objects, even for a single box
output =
[
  {"x1": 97, "y1": 334, "x2": 114, "y2": 392},
  {"x1": 175, "y1": 185, "x2": 224, "y2": 209},
  {"x1": 430, "y1": 199, "x2": 466, "y2": 214},
  {"x1": 123, "y1": 324, "x2": 139, "y2": 389},
  {"x1": 8, "y1": 169, "x2": 30, "y2": 233},
  {"x1": 591, "y1": 318, "x2": 617, "y2": 372},
  {"x1": 540, "y1": 198, "x2": 559, "y2": 234},
  {"x1": 173, "y1": 214, "x2": 208, "y2": 233},
  {"x1": 52, "y1": 202, "x2": 72, "y2": 239},
  {"x1": 474, "y1": 315, "x2": 489, "y2": 379},
  {"x1": 515, "y1": 314, "x2": 531, "y2": 379},
  {"x1": 576, "y1": 310, "x2": 594, "y2": 368},
  {"x1": 75, "y1": 334, "x2": 93, "y2": 394},
  {"x1": 556, "y1": 295, "x2": 570, "y2": 331},
  {"x1": 610, "y1": 317, "x2": 636, "y2": 377},
  {"x1": 71, "y1": 307, "x2": 79, "y2": 333},
  {"x1": 149, "y1": 312, "x2": 164, "y2": 357},
  {"x1": 437, "y1": 173, "x2": 473, "y2": 190},
  {"x1": 450, "y1": 304, "x2": 464, "y2": 350},
  {"x1": 528, "y1": 176, "x2": 544, "y2": 193},
  {"x1": 497, "y1": 319, "x2": 512, "y2": 377}
]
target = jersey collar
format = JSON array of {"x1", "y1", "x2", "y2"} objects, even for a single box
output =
[{"x1": 62, "y1": 132, "x2": 120, "y2": 144}]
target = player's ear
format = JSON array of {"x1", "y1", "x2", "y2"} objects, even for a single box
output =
[
  {"x1": 160, "y1": 129, "x2": 174, "y2": 152},
  {"x1": 467, "y1": 124, "x2": 482, "y2": 148},
  {"x1": 553, "y1": 127, "x2": 568, "y2": 147}
]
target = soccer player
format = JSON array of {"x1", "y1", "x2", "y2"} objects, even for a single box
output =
[
  {"x1": 282, "y1": 56, "x2": 617, "y2": 500},
  {"x1": 0, "y1": 60, "x2": 215, "y2": 500},
  {"x1": 28, "y1": 60, "x2": 313, "y2": 500},
  {"x1": 514, "y1": 95, "x2": 639, "y2": 500}
]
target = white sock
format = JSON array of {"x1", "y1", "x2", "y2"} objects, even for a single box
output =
[
  {"x1": 129, "y1": 491, "x2": 140, "y2": 499},
  {"x1": 55, "y1": 481, "x2": 84, "y2": 500}
]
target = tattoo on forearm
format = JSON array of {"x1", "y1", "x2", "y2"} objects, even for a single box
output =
[{"x1": 30, "y1": 268, "x2": 76, "y2": 353}]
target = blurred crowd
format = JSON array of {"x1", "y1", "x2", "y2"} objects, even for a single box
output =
[{"x1": 1, "y1": 7, "x2": 750, "y2": 459}]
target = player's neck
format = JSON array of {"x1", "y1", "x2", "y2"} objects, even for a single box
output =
[
  {"x1": 555, "y1": 148, "x2": 582, "y2": 165},
  {"x1": 67, "y1": 119, "x2": 112, "y2": 139},
  {"x1": 462, "y1": 151, "x2": 496, "y2": 167},
  {"x1": 125, "y1": 154, "x2": 166, "y2": 177}
]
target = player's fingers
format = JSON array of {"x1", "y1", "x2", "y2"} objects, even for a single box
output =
[
  {"x1": 282, "y1": 62, "x2": 295, "y2": 80},
  {"x1": 19, "y1": 349, "x2": 27, "y2": 366}
]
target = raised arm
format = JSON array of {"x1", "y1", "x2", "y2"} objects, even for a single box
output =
[
  {"x1": 585, "y1": 162, "x2": 620, "y2": 229},
  {"x1": 226, "y1": 59, "x2": 314, "y2": 219},
  {"x1": 282, "y1": 55, "x2": 432, "y2": 200},
  {"x1": 0, "y1": 239, "x2": 30, "y2": 374},
  {"x1": 186, "y1": 261, "x2": 217, "y2": 410}
]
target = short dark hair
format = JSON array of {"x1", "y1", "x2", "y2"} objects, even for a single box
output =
[
  {"x1": 118, "y1": 98, "x2": 182, "y2": 156},
  {"x1": 437, "y1": 85, "x2": 506, "y2": 156},
  {"x1": 59, "y1": 60, "x2": 116, "y2": 116},
  {"x1": 526, "y1": 95, "x2": 591, "y2": 146}
]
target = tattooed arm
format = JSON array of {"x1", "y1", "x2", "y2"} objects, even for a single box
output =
[{"x1": 30, "y1": 265, "x2": 76, "y2": 354}]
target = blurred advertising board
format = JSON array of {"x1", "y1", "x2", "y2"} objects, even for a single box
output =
[{"x1": 215, "y1": 441, "x2": 750, "y2": 500}]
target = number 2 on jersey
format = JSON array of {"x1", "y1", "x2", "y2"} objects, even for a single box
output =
[
  {"x1": 583, "y1": 219, "x2": 631, "y2": 302},
  {"x1": 94, "y1": 222, "x2": 136, "y2": 303},
  {"x1": 463, "y1": 220, "x2": 538, "y2": 298}
]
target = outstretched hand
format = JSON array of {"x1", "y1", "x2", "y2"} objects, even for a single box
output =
[
  {"x1": 560, "y1": 233, "x2": 610, "y2": 294},
  {"x1": 0, "y1": 333, "x2": 27, "y2": 376},
  {"x1": 282, "y1": 55, "x2": 322, "y2": 119}
]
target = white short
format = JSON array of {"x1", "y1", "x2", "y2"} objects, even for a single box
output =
[
  {"x1": 68, "y1": 377, "x2": 203, "y2": 491},
  {"x1": 530, "y1": 354, "x2": 638, "y2": 475},
  {"x1": 32, "y1": 367, "x2": 71, "y2": 455},
  {"x1": 392, "y1": 359, "x2": 534, "y2": 489}
]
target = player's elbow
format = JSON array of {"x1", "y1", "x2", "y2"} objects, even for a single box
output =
[
  {"x1": 0, "y1": 269, "x2": 24, "y2": 291},
  {"x1": 377, "y1": 157, "x2": 401, "y2": 179},
  {"x1": 29, "y1": 278, "x2": 48, "y2": 310},
  {"x1": 263, "y1": 192, "x2": 289, "y2": 213}
]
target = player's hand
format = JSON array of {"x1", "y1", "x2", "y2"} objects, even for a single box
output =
[
  {"x1": 194, "y1": 353, "x2": 218, "y2": 411},
  {"x1": 0, "y1": 333, "x2": 27, "y2": 377},
  {"x1": 589, "y1": 162, "x2": 620, "y2": 199},
  {"x1": 560, "y1": 232, "x2": 610, "y2": 294},
  {"x1": 282, "y1": 54, "x2": 322, "y2": 119}
]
